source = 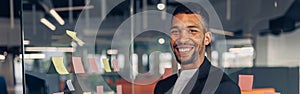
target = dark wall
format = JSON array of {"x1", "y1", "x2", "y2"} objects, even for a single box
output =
[{"x1": 226, "y1": 67, "x2": 299, "y2": 94}]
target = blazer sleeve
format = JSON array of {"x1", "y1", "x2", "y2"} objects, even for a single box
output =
[
  {"x1": 154, "y1": 81, "x2": 164, "y2": 94},
  {"x1": 215, "y1": 81, "x2": 241, "y2": 94}
]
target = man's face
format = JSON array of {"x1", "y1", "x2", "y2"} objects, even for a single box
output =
[{"x1": 170, "y1": 13, "x2": 210, "y2": 65}]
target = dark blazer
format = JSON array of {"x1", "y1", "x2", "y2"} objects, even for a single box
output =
[{"x1": 154, "y1": 57, "x2": 241, "y2": 94}]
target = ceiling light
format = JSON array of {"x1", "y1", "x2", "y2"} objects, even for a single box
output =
[
  {"x1": 40, "y1": 18, "x2": 56, "y2": 31},
  {"x1": 229, "y1": 48, "x2": 241, "y2": 53},
  {"x1": 25, "y1": 47, "x2": 75, "y2": 52},
  {"x1": 71, "y1": 41, "x2": 77, "y2": 47},
  {"x1": 107, "y1": 49, "x2": 118, "y2": 55},
  {"x1": 49, "y1": 9, "x2": 65, "y2": 25},
  {"x1": 24, "y1": 40, "x2": 30, "y2": 45},
  {"x1": 229, "y1": 47, "x2": 254, "y2": 53},
  {"x1": 0, "y1": 55, "x2": 5, "y2": 61},
  {"x1": 158, "y1": 38, "x2": 165, "y2": 44},
  {"x1": 54, "y1": 5, "x2": 94, "y2": 12},
  {"x1": 20, "y1": 54, "x2": 46, "y2": 59},
  {"x1": 157, "y1": 3, "x2": 165, "y2": 10},
  {"x1": 209, "y1": 28, "x2": 234, "y2": 36}
]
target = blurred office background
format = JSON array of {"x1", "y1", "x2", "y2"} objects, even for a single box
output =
[{"x1": 0, "y1": 0, "x2": 300, "y2": 93}]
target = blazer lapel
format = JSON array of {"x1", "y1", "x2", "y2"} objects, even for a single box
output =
[{"x1": 181, "y1": 69, "x2": 200, "y2": 93}]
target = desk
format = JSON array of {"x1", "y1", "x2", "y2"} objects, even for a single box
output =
[{"x1": 242, "y1": 88, "x2": 275, "y2": 94}]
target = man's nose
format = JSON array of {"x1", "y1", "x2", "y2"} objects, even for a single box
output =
[{"x1": 178, "y1": 31, "x2": 189, "y2": 43}]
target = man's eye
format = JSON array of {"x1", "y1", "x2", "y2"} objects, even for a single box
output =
[
  {"x1": 189, "y1": 30, "x2": 198, "y2": 33},
  {"x1": 171, "y1": 30, "x2": 179, "y2": 34}
]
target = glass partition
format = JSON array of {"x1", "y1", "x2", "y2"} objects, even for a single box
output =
[
  {"x1": 21, "y1": 0, "x2": 299, "y2": 94},
  {"x1": 22, "y1": 0, "x2": 176, "y2": 93}
]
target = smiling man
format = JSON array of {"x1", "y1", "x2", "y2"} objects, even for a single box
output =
[{"x1": 154, "y1": 3, "x2": 241, "y2": 94}]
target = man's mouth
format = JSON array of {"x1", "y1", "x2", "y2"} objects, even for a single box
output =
[
  {"x1": 173, "y1": 42, "x2": 197, "y2": 57},
  {"x1": 178, "y1": 47, "x2": 192, "y2": 52},
  {"x1": 175, "y1": 46, "x2": 194, "y2": 57}
]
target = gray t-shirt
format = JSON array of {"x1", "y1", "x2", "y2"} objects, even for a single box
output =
[{"x1": 172, "y1": 69, "x2": 198, "y2": 94}]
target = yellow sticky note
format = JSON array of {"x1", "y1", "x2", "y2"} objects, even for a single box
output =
[
  {"x1": 102, "y1": 58, "x2": 112, "y2": 72},
  {"x1": 107, "y1": 91, "x2": 114, "y2": 94},
  {"x1": 66, "y1": 30, "x2": 85, "y2": 46},
  {"x1": 83, "y1": 92, "x2": 91, "y2": 94},
  {"x1": 52, "y1": 56, "x2": 69, "y2": 74}
]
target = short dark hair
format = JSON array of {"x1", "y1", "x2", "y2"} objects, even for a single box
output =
[{"x1": 172, "y1": 3, "x2": 209, "y2": 31}]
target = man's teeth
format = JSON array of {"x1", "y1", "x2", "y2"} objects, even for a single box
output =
[{"x1": 179, "y1": 48, "x2": 191, "y2": 52}]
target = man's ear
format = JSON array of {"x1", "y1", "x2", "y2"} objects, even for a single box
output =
[{"x1": 204, "y1": 32, "x2": 212, "y2": 45}]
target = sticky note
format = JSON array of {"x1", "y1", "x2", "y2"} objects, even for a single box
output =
[
  {"x1": 89, "y1": 58, "x2": 99, "y2": 72},
  {"x1": 53, "y1": 92, "x2": 64, "y2": 94},
  {"x1": 72, "y1": 57, "x2": 85, "y2": 73},
  {"x1": 66, "y1": 30, "x2": 85, "y2": 46},
  {"x1": 238, "y1": 74, "x2": 254, "y2": 90},
  {"x1": 112, "y1": 59, "x2": 119, "y2": 72},
  {"x1": 107, "y1": 91, "x2": 114, "y2": 94},
  {"x1": 52, "y1": 56, "x2": 69, "y2": 74},
  {"x1": 163, "y1": 68, "x2": 173, "y2": 79},
  {"x1": 116, "y1": 85, "x2": 122, "y2": 94},
  {"x1": 102, "y1": 58, "x2": 112, "y2": 72},
  {"x1": 66, "y1": 80, "x2": 75, "y2": 91},
  {"x1": 96, "y1": 86, "x2": 104, "y2": 94},
  {"x1": 83, "y1": 92, "x2": 91, "y2": 94}
]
